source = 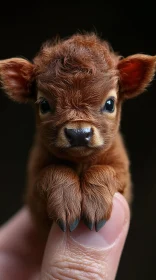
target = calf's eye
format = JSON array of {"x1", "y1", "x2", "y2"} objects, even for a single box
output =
[
  {"x1": 39, "y1": 99, "x2": 51, "y2": 114},
  {"x1": 102, "y1": 97, "x2": 115, "y2": 113}
]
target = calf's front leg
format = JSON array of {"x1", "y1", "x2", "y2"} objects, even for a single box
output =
[
  {"x1": 32, "y1": 165, "x2": 82, "y2": 232},
  {"x1": 81, "y1": 165, "x2": 123, "y2": 231}
]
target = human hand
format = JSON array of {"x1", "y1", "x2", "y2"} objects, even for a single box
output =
[{"x1": 0, "y1": 193, "x2": 130, "y2": 280}]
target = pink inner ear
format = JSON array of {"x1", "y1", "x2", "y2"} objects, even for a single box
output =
[
  {"x1": 118, "y1": 59, "x2": 145, "y2": 91},
  {"x1": 6, "y1": 71, "x2": 29, "y2": 95},
  {"x1": 3, "y1": 64, "x2": 31, "y2": 95},
  {"x1": 0, "y1": 59, "x2": 34, "y2": 102}
]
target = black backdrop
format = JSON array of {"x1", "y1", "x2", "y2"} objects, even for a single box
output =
[{"x1": 0, "y1": 2, "x2": 156, "y2": 279}]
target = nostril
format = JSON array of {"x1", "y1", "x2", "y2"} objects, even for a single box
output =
[
  {"x1": 85, "y1": 129, "x2": 93, "y2": 140},
  {"x1": 64, "y1": 128, "x2": 71, "y2": 140},
  {"x1": 64, "y1": 128, "x2": 76, "y2": 145}
]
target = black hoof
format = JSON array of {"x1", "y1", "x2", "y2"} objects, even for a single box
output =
[
  {"x1": 95, "y1": 220, "x2": 106, "y2": 232},
  {"x1": 57, "y1": 219, "x2": 66, "y2": 232},
  {"x1": 83, "y1": 218, "x2": 94, "y2": 230},
  {"x1": 69, "y1": 218, "x2": 80, "y2": 232}
]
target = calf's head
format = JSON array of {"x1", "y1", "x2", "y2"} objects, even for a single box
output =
[{"x1": 0, "y1": 34, "x2": 156, "y2": 161}]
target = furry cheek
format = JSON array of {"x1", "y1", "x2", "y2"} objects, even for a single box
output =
[
  {"x1": 56, "y1": 127, "x2": 70, "y2": 148},
  {"x1": 89, "y1": 126, "x2": 104, "y2": 147}
]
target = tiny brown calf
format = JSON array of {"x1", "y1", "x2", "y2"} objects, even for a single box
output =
[{"x1": 0, "y1": 33, "x2": 156, "y2": 234}]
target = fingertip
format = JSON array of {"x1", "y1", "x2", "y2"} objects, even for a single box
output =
[
  {"x1": 69, "y1": 192, "x2": 130, "y2": 248},
  {"x1": 41, "y1": 194, "x2": 130, "y2": 280}
]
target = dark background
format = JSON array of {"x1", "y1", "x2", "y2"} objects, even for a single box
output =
[{"x1": 0, "y1": 2, "x2": 156, "y2": 279}]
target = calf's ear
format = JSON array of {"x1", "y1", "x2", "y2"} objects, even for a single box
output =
[
  {"x1": 0, "y1": 58, "x2": 35, "y2": 102},
  {"x1": 118, "y1": 54, "x2": 156, "y2": 99}
]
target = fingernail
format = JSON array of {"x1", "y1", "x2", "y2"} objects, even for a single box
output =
[{"x1": 69, "y1": 193, "x2": 130, "y2": 249}]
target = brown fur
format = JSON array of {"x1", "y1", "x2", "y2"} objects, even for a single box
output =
[{"x1": 0, "y1": 33, "x2": 156, "y2": 234}]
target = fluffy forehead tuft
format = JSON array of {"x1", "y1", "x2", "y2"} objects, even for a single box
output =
[{"x1": 34, "y1": 33, "x2": 120, "y2": 94}]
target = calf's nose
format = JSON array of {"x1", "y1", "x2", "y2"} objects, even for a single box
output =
[{"x1": 64, "y1": 127, "x2": 93, "y2": 147}]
